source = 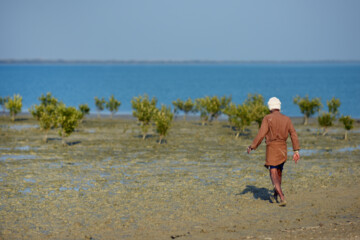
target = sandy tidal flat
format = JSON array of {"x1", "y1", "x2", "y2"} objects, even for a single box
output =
[{"x1": 0, "y1": 115, "x2": 359, "y2": 239}]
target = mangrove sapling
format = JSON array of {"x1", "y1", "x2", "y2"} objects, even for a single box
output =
[
  {"x1": 203, "y1": 96, "x2": 220, "y2": 122},
  {"x1": 94, "y1": 97, "x2": 106, "y2": 118},
  {"x1": 39, "y1": 92, "x2": 58, "y2": 106},
  {"x1": 195, "y1": 98, "x2": 209, "y2": 126},
  {"x1": 223, "y1": 103, "x2": 237, "y2": 131},
  {"x1": 318, "y1": 112, "x2": 334, "y2": 136},
  {"x1": 224, "y1": 103, "x2": 251, "y2": 138},
  {"x1": 183, "y1": 98, "x2": 195, "y2": 120},
  {"x1": 56, "y1": 104, "x2": 82, "y2": 146},
  {"x1": 294, "y1": 95, "x2": 322, "y2": 125},
  {"x1": 154, "y1": 105, "x2": 174, "y2": 144},
  {"x1": 327, "y1": 97, "x2": 341, "y2": 118},
  {"x1": 78, "y1": 104, "x2": 90, "y2": 123},
  {"x1": 218, "y1": 95, "x2": 232, "y2": 120},
  {"x1": 339, "y1": 115, "x2": 354, "y2": 140},
  {"x1": 5, "y1": 94, "x2": 22, "y2": 122},
  {"x1": 194, "y1": 95, "x2": 231, "y2": 124},
  {"x1": 206, "y1": 95, "x2": 232, "y2": 122},
  {"x1": 106, "y1": 95, "x2": 121, "y2": 119},
  {"x1": 31, "y1": 104, "x2": 59, "y2": 142},
  {"x1": 172, "y1": 98, "x2": 195, "y2": 120},
  {"x1": 30, "y1": 93, "x2": 59, "y2": 142},
  {"x1": 131, "y1": 94, "x2": 157, "y2": 140},
  {"x1": 0, "y1": 96, "x2": 10, "y2": 114},
  {"x1": 244, "y1": 94, "x2": 269, "y2": 128},
  {"x1": 172, "y1": 99, "x2": 184, "y2": 118}
]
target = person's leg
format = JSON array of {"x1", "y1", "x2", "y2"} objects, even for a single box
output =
[
  {"x1": 270, "y1": 168, "x2": 285, "y2": 202},
  {"x1": 277, "y1": 168, "x2": 282, "y2": 185}
]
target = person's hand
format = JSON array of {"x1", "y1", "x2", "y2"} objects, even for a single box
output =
[
  {"x1": 247, "y1": 146, "x2": 252, "y2": 154},
  {"x1": 293, "y1": 151, "x2": 300, "y2": 164}
]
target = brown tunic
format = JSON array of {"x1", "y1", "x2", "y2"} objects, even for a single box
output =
[{"x1": 250, "y1": 111, "x2": 300, "y2": 167}]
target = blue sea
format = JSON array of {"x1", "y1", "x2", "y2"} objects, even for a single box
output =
[{"x1": 1, "y1": 63, "x2": 360, "y2": 118}]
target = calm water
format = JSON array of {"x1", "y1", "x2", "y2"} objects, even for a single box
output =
[{"x1": 1, "y1": 63, "x2": 360, "y2": 117}]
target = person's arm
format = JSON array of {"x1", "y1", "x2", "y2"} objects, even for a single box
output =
[
  {"x1": 293, "y1": 150, "x2": 300, "y2": 164},
  {"x1": 247, "y1": 117, "x2": 268, "y2": 154},
  {"x1": 289, "y1": 120, "x2": 300, "y2": 163}
]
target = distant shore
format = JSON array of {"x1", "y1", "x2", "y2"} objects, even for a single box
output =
[{"x1": 1, "y1": 59, "x2": 360, "y2": 65}]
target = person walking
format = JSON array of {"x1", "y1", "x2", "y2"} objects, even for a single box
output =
[{"x1": 247, "y1": 97, "x2": 300, "y2": 206}]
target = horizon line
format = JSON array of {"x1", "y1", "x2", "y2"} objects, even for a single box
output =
[{"x1": 1, "y1": 59, "x2": 360, "y2": 64}]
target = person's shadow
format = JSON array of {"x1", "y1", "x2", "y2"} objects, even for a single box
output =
[{"x1": 237, "y1": 185, "x2": 274, "y2": 202}]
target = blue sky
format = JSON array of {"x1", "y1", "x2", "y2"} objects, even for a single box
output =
[{"x1": 1, "y1": 0, "x2": 359, "y2": 61}]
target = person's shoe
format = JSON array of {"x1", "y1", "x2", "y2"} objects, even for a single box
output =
[
  {"x1": 272, "y1": 188, "x2": 279, "y2": 203},
  {"x1": 279, "y1": 199, "x2": 287, "y2": 207},
  {"x1": 269, "y1": 194, "x2": 276, "y2": 203}
]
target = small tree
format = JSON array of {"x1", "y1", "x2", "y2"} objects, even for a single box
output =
[
  {"x1": 223, "y1": 103, "x2": 252, "y2": 138},
  {"x1": 0, "y1": 96, "x2": 10, "y2": 114},
  {"x1": 30, "y1": 93, "x2": 59, "y2": 142},
  {"x1": 172, "y1": 99, "x2": 184, "y2": 116},
  {"x1": 244, "y1": 94, "x2": 269, "y2": 128},
  {"x1": 207, "y1": 95, "x2": 232, "y2": 121},
  {"x1": 204, "y1": 96, "x2": 220, "y2": 122},
  {"x1": 31, "y1": 104, "x2": 59, "y2": 142},
  {"x1": 6, "y1": 94, "x2": 22, "y2": 122},
  {"x1": 106, "y1": 95, "x2": 121, "y2": 119},
  {"x1": 327, "y1": 97, "x2": 341, "y2": 118},
  {"x1": 131, "y1": 94, "x2": 157, "y2": 140},
  {"x1": 183, "y1": 98, "x2": 195, "y2": 120},
  {"x1": 172, "y1": 98, "x2": 195, "y2": 120},
  {"x1": 195, "y1": 98, "x2": 209, "y2": 125},
  {"x1": 339, "y1": 115, "x2": 354, "y2": 140},
  {"x1": 94, "y1": 97, "x2": 106, "y2": 118},
  {"x1": 223, "y1": 103, "x2": 237, "y2": 130},
  {"x1": 195, "y1": 95, "x2": 231, "y2": 124},
  {"x1": 56, "y1": 104, "x2": 82, "y2": 146},
  {"x1": 317, "y1": 112, "x2": 334, "y2": 136},
  {"x1": 154, "y1": 105, "x2": 174, "y2": 144},
  {"x1": 79, "y1": 104, "x2": 90, "y2": 122},
  {"x1": 294, "y1": 95, "x2": 322, "y2": 125},
  {"x1": 39, "y1": 92, "x2": 58, "y2": 106}
]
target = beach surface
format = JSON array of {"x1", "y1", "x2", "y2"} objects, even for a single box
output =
[{"x1": 0, "y1": 115, "x2": 359, "y2": 239}]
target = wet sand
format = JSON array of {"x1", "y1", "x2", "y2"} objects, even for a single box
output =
[{"x1": 0, "y1": 115, "x2": 359, "y2": 239}]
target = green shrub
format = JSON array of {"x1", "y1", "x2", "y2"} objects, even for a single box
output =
[
  {"x1": 223, "y1": 103, "x2": 252, "y2": 138},
  {"x1": 195, "y1": 95, "x2": 231, "y2": 124},
  {"x1": 94, "y1": 97, "x2": 106, "y2": 118},
  {"x1": 172, "y1": 98, "x2": 195, "y2": 120},
  {"x1": 194, "y1": 98, "x2": 209, "y2": 125},
  {"x1": 294, "y1": 95, "x2": 322, "y2": 125},
  {"x1": 172, "y1": 99, "x2": 184, "y2": 115},
  {"x1": 317, "y1": 112, "x2": 334, "y2": 136},
  {"x1": 5, "y1": 94, "x2": 22, "y2": 122},
  {"x1": 154, "y1": 105, "x2": 174, "y2": 144},
  {"x1": 79, "y1": 104, "x2": 90, "y2": 122},
  {"x1": 131, "y1": 94, "x2": 157, "y2": 140},
  {"x1": 244, "y1": 94, "x2": 269, "y2": 128},
  {"x1": 106, "y1": 95, "x2": 121, "y2": 118},
  {"x1": 327, "y1": 97, "x2": 341, "y2": 117},
  {"x1": 56, "y1": 104, "x2": 82, "y2": 146},
  {"x1": 30, "y1": 93, "x2": 59, "y2": 142},
  {"x1": 39, "y1": 92, "x2": 58, "y2": 106},
  {"x1": 339, "y1": 115, "x2": 354, "y2": 140}
]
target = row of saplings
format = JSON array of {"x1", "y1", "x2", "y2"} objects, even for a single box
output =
[
  {"x1": 0, "y1": 93, "x2": 355, "y2": 145},
  {"x1": 172, "y1": 95, "x2": 354, "y2": 140},
  {"x1": 0, "y1": 93, "x2": 172, "y2": 145}
]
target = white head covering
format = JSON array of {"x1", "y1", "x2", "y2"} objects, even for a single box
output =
[{"x1": 268, "y1": 97, "x2": 281, "y2": 111}]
